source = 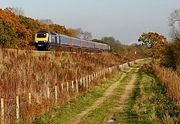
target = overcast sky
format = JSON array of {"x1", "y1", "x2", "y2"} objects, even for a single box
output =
[{"x1": 0, "y1": 0, "x2": 180, "y2": 44}]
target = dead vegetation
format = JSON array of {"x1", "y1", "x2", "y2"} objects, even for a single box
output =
[
  {"x1": 0, "y1": 47, "x2": 140, "y2": 123},
  {"x1": 153, "y1": 64, "x2": 180, "y2": 105}
]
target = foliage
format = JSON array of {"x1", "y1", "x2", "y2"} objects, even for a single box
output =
[
  {"x1": 0, "y1": 8, "x2": 71, "y2": 49},
  {"x1": 92, "y1": 37, "x2": 148, "y2": 60},
  {"x1": 138, "y1": 31, "x2": 180, "y2": 70},
  {"x1": 49, "y1": 24, "x2": 69, "y2": 35},
  {"x1": 138, "y1": 32, "x2": 167, "y2": 58},
  {"x1": 160, "y1": 43, "x2": 177, "y2": 69},
  {"x1": 138, "y1": 32, "x2": 166, "y2": 48},
  {"x1": 125, "y1": 66, "x2": 180, "y2": 124},
  {"x1": 153, "y1": 64, "x2": 180, "y2": 105},
  {"x1": 67, "y1": 28, "x2": 82, "y2": 38},
  {"x1": 0, "y1": 47, "x2": 141, "y2": 123}
]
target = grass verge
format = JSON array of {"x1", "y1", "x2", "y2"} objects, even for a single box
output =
[{"x1": 124, "y1": 65, "x2": 180, "y2": 124}]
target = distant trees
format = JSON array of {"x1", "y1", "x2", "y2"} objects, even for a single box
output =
[
  {"x1": 4, "y1": 7, "x2": 24, "y2": 16},
  {"x1": 81, "y1": 31, "x2": 92, "y2": 40},
  {"x1": 40, "y1": 19, "x2": 53, "y2": 25},
  {"x1": 137, "y1": 9, "x2": 180, "y2": 72},
  {"x1": 169, "y1": 9, "x2": 180, "y2": 41},
  {"x1": 67, "y1": 28, "x2": 82, "y2": 38},
  {"x1": 168, "y1": 9, "x2": 180, "y2": 71},
  {"x1": 67, "y1": 28, "x2": 92, "y2": 40},
  {"x1": 92, "y1": 37, "x2": 123, "y2": 52}
]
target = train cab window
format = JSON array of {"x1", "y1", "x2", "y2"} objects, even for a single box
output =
[{"x1": 37, "y1": 33, "x2": 46, "y2": 38}]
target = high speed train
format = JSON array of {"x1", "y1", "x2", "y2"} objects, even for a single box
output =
[{"x1": 34, "y1": 30, "x2": 110, "y2": 51}]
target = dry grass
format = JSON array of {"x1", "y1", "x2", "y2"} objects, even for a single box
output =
[
  {"x1": 0, "y1": 47, "x2": 140, "y2": 123},
  {"x1": 153, "y1": 64, "x2": 180, "y2": 105}
]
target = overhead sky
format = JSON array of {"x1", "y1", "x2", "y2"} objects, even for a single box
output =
[{"x1": 0, "y1": 0, "x2": 180, "y2": 44}]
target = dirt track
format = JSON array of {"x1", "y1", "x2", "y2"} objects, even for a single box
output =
[{"x1": 69, "y1": 67, "x2": 138, "y2": 124}]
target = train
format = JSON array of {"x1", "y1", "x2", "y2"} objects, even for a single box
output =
[{"x1": 34, "y1": 30, "x2": 111, "y2": 51}]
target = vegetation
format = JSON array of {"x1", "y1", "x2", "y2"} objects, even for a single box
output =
[
  {"x1": 138, "y1": 9, "x2": 180, "y2": 73},
  {"x1": 33, "y1": 71, "x2": 126, "y2": 124},
  {"x1": 0, "y1": 8, "x2": 71, "y2": 49},
  {"x1": 153, "y1": 64, "x2": 180, "y2": 105},
  {"x1": 0, "y1": 46, "x2": 142, "y2": 123},
  {"x1": 125, "y1": 64, "x2": 180, "y2": 124},
  {"x1": 0, "y1": 7, "x2": 147, "y2": 56},
  {"x1": 137, "y1": 9, "x2": 180, "y2": 121}
]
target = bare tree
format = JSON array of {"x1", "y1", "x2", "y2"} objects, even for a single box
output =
[
  {"x1": 81, "y1": 31, "x2": 92, "y2": 40},
  {"x1": 40, "y1": 19, "x2": 53, "y2": 25},
  {"x1": 169, "y1": 9, "x2": 180, "y2": 40},
  {"x1": 68, "y1": 28, "x2": 82, "y2": 38},
  {"x1": 5, "y1": 7, "x2": 24, "y2": 16}
]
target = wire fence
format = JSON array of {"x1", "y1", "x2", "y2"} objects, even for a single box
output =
[{"x1": 0, "y1": 59, "x2": 145, "y2": 124}]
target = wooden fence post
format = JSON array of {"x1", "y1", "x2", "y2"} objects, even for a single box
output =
[
  {"x1": 55, "y1": 85, "x2": 58, "y2": 104},
  {"x1": 76, "y1": 80, "x2": 79, "y2": 93},
  {"x1": 71, "y1": 81, "x2": 74, "y2": 92},
  {"x1": 66, "y1": 82, "x2": 69, "y2": 96},
  {"x1": 47, "y1": 87, "x2": 50, "y2": 99},
  {"x1": 88, "y1": 75, "x2": 91, "y2": 86},
  {"x1": 16, "y1": 96, "x2": 20, "y2": 121},
  {"x1": 86, "y1": 76, "x2": 88, "y2": 89},
  {"x1": 28, "y1": 93, "x2": 31, "y2": 105},
  {"x1": 1, "y1": 98, "x2": 4, "y2": 124},
  {"x1": 61, "y1": 83, "x2": 64, "y2": 94},
  {"x1": 79, "y1": 78, "x2": 82, "y2": 87}
]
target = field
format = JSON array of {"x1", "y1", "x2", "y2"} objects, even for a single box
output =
[
  {"x1": 0, "y1": 47, "x2": 140, "y2": 123},
  {"x1": 34, "y1": 59, "x2": 180, "y2": 124},
  {"x1": 0, "y1": 47, "x2": 179, "y2": 124}
]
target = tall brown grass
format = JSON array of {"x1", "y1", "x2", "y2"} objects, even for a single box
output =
[
  {"x1": 0, "y1": 47, "x2": 140, "y2": 123},
  {"x1": 153, "y1": 64, "x2": 180, "y2": 105}
]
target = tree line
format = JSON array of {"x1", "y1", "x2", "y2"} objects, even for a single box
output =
[{"x1": 138, "y1": 9, "x2": 180, "y2": 73}]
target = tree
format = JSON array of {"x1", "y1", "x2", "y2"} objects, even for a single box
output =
[
  {"x1": 138, "y1": 32, "x2": 166, "y2": 48},
  {"x1": 169, "y1": 9, "x2": 180, "y2": 70},
  {"x1": 67, "y1": 28, "x2": 82, "y2": 38},
  {"x1": 4, "y1": 7, "x2": 24, "y2": 16},
  {"x1": 40, "y1": 19, "x2": 53, "y2": 25},
  {"x1": 138, "y1": 32, "x2": 168, "y2": 58},
  {"x1": 169, "y1": 9, "x2": 180, "y2": 41},
  {"x1": 100, "y1": 37, "x2": 124, "y2": 52},
  {"x1": 81, "y1": 31, "x2": 92, "y2": 40}
]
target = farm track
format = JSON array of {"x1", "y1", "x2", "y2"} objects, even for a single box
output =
[{"x1": 68, "y1": 65, "x2": 140, "y2": 124}]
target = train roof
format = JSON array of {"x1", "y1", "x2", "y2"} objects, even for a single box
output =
[{"x1": 37, "y1": 30, "x2": 49, "y2": 33}]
